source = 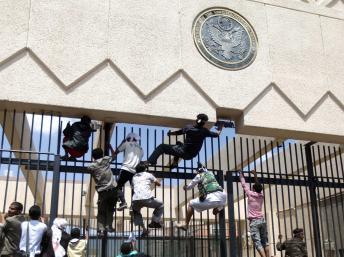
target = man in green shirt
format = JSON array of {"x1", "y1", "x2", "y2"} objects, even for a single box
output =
[
  {"x1": 0, "y1": 202, "x2": 25, "y2": 257},
  {"x1": 277, "y1": 228, "x2": 307, "y2": 257}
]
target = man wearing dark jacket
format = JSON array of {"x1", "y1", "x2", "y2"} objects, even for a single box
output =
[
  {"x1": 146, "y1": 114, "x2": 223, "y2": 168},
  {"x1": 62, "y1": 116, "x2": 96, "y2": 161},
  {"x1": 0, "y1": 202, "x2": 25, "y2": 257},
  {"x1": 277, "y1": 228, "x2": 307, "y2": 257}
]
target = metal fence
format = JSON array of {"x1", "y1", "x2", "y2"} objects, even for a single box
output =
[{"x1": 0, "y1": 109, "x2": 343, "y2": 257}]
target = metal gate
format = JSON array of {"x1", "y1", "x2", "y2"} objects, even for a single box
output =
[{"x1": 0, "y1": 109, "x2": 343, "y2": 257}]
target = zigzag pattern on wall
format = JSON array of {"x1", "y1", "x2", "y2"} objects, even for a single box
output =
[{"x1": 0, "y1": 47, "x2": 343, "y2": 121}]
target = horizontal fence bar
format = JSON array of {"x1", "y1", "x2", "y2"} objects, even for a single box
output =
[{"x1": 1, "y1": 157, "x2": 344, "y2": 189}]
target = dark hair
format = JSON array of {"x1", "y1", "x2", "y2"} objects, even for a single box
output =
[
  {"x1": 81, "y1": 115, "x2": 91, "y2": 124},
  {"x1": 71, "y1": 228, "x2": 81, "y2": 239},
  {"x1": 196, "y1": 113, "x2": 208, "y2": 122},
  {"x1": 195, "y1": 113, "x2": 208, "y2": 127},
  {"x1": 120, "y1": 242, "x2": 133, "y2": 255},
  {"x1": 11, "y1": 201, "x2": 23, "y2": 212},
  {"x1": 253, "y1": 183, "x2": 263, "y2": 193},
  {"x1": 29, "y1": 205, "x2": 41, "y2": 220},
  {"x1": 136, "y1": 162, "x2": 147, "y2": 173},
  {"x1": 92, "y1": 148, "x2": 104, "y2": 160},
  {"x1": 293, "y1": 228, "x2": 304, "y2": 235}
]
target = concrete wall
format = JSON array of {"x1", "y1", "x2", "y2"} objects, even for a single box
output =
[{"x1": 0, "y1": 0, "x2": 343, "y2": 143}]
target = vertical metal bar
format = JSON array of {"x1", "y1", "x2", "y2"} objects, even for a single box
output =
[
  {"x1": 262, "y1": 140, "x2": 275, "y2": 255},
  {"x1": 271, "y1": 141, "x2": 282, "y2": 238},
  {"x1": 246, "y1": 137, "x2": 256, "y2": 257},
  {"x1": 328, "y1": 146, "x2": 343, "y2": 249},
  {"x1": 305, "y1": 142, "x2": 322, "y2": 257},
  {"x1": 294, "y1": 144, "x2": 307, "y2": 241},
  {"x1": 24, "y1": 112, "x2": 35, "y2": 214},
  {"x1": 276, "y1": 142, "x2": 288, "y2": 238},
  {"x1": 210, "y1": 137, "x2": 219, "y2": 257},
  {"x1": 282, "y1": 142, "x2": 293, "y2": 232},
  {"x1": 333, "y1": 147, "x2": 344, "y2": 251},
  {"x1": 203, "y1": 136, "x2": 211, "y2": 257},
  {"x1": 14, "y1": 111, "x2": 25, "y2": 201},
  {"x1": 300, "y1": 144, "x2": 315, "y2": 256},
  {"x1": 315, "y1": 145, "x2": 330, "y2": 254},
  {"x1": 168, "y1": 129, "x2": 174, "y2": 257},
  {"x1": 153, "y1": 128, "x2": 157, "y2": 257},
  {"x1": 42, "y1": 114, "x2": 53, "y2": 216},
  {"x1": 146, "y1": 127, "x2": 149, "y2": 255},
  {"x1": 3, "y1": 110, "x2": 16, "y2": 211},
  {"x1": 288, "y1": 142, "x2": 298, "y2": 228},
  {"x1": 233, "y1": 137, "x2": 242, "y2": 257},
  {"x1": 227, "y1": 169, "x2": 237, "y2": 257},
  {"x1": 161, "y1": 129, "x2": 166, "y2": 257},
  {"x1": 50, "y1": 154, "x2": 61, "y2": 226},
  {"x1": 239, "y1": 137, "x2": 249, "y2": 257},
  {"x1": 34, "y1": 113, "x2": 44, "y2": 205},
  {"x1": 101, "y1": 122, "x2": 112, "y2": 257},
  {"x1": 217, "y1": 170, "x2": 227, "y2": 257},
  {"x1": 323, "y1": 145, "x2": 339, "y2": 253}
]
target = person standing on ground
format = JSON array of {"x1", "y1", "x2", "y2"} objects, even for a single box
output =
[
  {"x1": 277, "y1": 228, "x2": 307, "y2": 257},
  {"x1": 0, "y1": 202, "x2": 25, "y2": 257},
  {"x1": 41, "y1": 218, "x2": 71, "y2": 257},
  {"x1": 112, "y1": 133, "x2": 144, "y2": 211},
  {"x1": 176, "y1": 163, "x2": 226, "y2": 231},
  {"x1": 67, "y1": 228, "x2": 88, "y2": 257},
  {"x1": 19, "y1": 205, "x2": 47, "y2": 257},
  {"x1": 239, "y1": 170, "x2": 269, "y2": 257},
  {"x1": 88, "y1": 147, "x2": 117, "y2": 236},
  {"x1": 131, "y1": 163, "x2": 163, "y2": 237},
  {"x1": 146, "y1": 114, "x2": 223, "y2": 169}
]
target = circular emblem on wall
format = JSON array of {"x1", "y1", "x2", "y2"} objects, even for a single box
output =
[{"x1": 193, "y1": 7, "x2": 258, "y2": 70}]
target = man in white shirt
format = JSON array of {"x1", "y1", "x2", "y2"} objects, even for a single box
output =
[
  {"x1": 131, "y1": 163, "x2": 163, "y2": 237},
  {"x1": 112, "y1": 133, "x2": 144, "y2": 211},
  {"x1": 19, "y1": 205, "x2": 47, "y2": 257}
]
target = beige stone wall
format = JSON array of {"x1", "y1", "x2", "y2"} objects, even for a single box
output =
[{"x1": 0, "y1": 0, "x2": 343, "y2": 143}]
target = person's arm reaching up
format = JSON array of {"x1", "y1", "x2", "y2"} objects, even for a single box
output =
[
  {"x1": 251, "y1": 170, "x2": 259, "y2": 184},
  {"x1": 239, "y1": 171, "x2": 250, "y2": 196},
  {"x1": 108, "y1": 144, "x2": 117, "y2": 161},
  {"x1": 207, "y1": 123, "x2": 224, "y2": 138}
]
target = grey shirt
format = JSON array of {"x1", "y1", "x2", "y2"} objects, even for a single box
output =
[
  {"x1": 88, "y1": 156, "x2": 116, "y2": 192},
  {"x1": 0, "y1": 214, "x2": 25, "y2": 255}
]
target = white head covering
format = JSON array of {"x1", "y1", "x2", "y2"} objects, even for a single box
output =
[
  {"x1": 52, "y1": 218, "x2": 68, "y2": 257},
  {"x1": 126, "y1": 133, "x2": 140, "y2": 142}
]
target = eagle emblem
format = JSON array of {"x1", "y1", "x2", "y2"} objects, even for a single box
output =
[
  {"x1": 193, "y1": 8, "x2": 258, "y2": 70},
  {"x1": 207, "y1": 17, "x2": 247, "y2": 60}
]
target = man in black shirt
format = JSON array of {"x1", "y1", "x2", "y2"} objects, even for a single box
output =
[
  {"x1": 62, "y1": 116, "x2": 96, "y2": 161},
  {"x1": 146, "y1": 114, "x2": 223, "y2": 168}
]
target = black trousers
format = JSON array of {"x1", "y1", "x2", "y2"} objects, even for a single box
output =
[
  {"x1": 148, "y1": 144, "x2": 189, "y2": 165},
  {"x1": 97, "y1": 187, "x2": 117, "y2": 230},
  {"x1": 117, "y1": 169, "x2": 134, "y2": 204}
]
